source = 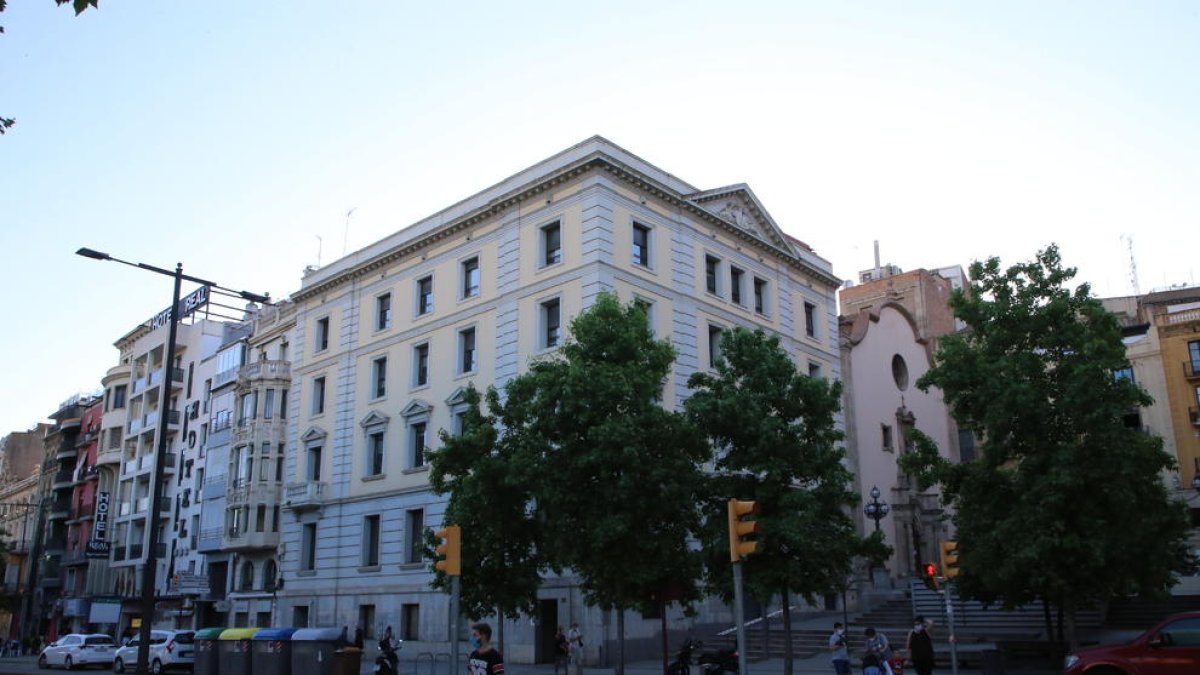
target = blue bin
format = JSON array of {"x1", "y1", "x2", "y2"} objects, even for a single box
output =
[{"x1": 252, "y1": 628, "x2": 298, "y2": 675}]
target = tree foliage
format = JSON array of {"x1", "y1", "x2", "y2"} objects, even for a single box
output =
[
  {"x1": 428, "y1": 385, "x2": 545, "y2": 621},
  {"x1": 1, "y1": 1, "x2": 98, "y2": 134},
  {"x1": 901, "y1": 245, "x2": 1196, "y2": 644},
  {"x1": 685, "y1": 328, "x2": 886, "y2": 675}
]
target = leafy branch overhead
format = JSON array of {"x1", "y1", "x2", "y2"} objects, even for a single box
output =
[{"x1": 0, "y1": 1, "x2": 99, "y2": 135}]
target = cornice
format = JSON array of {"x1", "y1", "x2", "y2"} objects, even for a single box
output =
[{"x1": 292, "y1": 153, "x2": 840, "y2": 303}]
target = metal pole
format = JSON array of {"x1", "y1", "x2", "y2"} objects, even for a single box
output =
[
  {"x1": 450, "y1": 575, "x2": 460, "y2": 675},
  {"x1": 732, "y1": 562, "x2": 748, "y2": 675},
  {"x1": 135, "y1": 263, "x2": 183, "y2": 675},
  {"x1": 943, "y1": 582, "x2": 958, "y2": 675}
]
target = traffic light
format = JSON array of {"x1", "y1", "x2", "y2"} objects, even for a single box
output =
[
  {"x1": 921, "y1": 562, "x2": 940, "y2": 591},
  {"x1": 434, "y1": 525, "x2": 461, "y2": 576},
  {"x1": 940, "y1": 541, "x2": 960, "y2": 579},
  {"x1": 727, "y1": 499, "x2": 761, "y2": 562}
]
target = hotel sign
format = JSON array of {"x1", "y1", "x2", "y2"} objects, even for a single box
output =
[
  {"x1": 85, "y1": 491, "x2": 110, "y2": 559},
  {"x1": 149, "y1": 285, "x2": 211, "y2": 330}
]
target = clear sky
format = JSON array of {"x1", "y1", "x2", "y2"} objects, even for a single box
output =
[{"x1": 1, "y1": 1, "x2": 1197, "y2": 434}]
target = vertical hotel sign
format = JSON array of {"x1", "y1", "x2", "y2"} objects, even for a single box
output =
[{"x1": 85, "y1": 491, "x2": 111, "y2": 558}]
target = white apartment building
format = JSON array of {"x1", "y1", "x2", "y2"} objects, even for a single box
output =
[{"x1": 276, "y1": 137, "x2": 842, "y2": 663}]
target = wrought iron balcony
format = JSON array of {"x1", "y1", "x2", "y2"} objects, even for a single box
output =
[{"x1": 284, "y1": 481, "x2": 328, "y2": 511}]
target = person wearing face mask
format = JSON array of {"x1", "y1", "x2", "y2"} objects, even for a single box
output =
[
  {"x1": 906, "y1": 616, "x2": 935, "y2": 675},
  {"x1": 828, "y1": 622, "x2": 850, "y2": 675},
  {"x1": 467, "y1": 622, "x2": 504, "y2": 675}
]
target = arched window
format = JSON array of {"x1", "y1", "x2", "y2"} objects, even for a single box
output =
[
  {"x1": 239, "y1": 561, "x2": 255, "y2": 591},
  {"x1": 264, "y1": 559, "x2": 278, "y2": 591}
]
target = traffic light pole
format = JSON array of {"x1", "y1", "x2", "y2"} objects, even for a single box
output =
[
  {"x1": 450, "y1": 575, "x2": 460, "y2": 675},
  {"x1": 942, "y1": 582, "x2": 958, "y2": 675},
  {"x1": 731, "y1": 561, "x2": 748, "y2": 675}
]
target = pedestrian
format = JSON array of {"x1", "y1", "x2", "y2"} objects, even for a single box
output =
[
  {"x1": 336, "y1": 625, "x2": 350, "y2": 649},
  {"x1": 382, "y1": 624, "x2": 395, "y2": 648},
  {"x1": 906, "y1": 616, "x2": 935, "y2": 675},
  {"x1": 864, "y1": 627, "x2": 894, "y2": 675},
  {"x1": 567, "y1": 621, "x2": 584, "y2": 675},
  {"x1": 862, "y1": 653, "x2": 884, "y2": 675},
  {"x1": 554, "y1": 625, "x2": 569, "y2": 675},
  {"x1": 467, "y1": 622, "x2": 504, "y2": 675},
  {"x1": 829, "y1": 622, "x2": 850, "y2": 675},
  {"x1": 354, "y1": 627, "x2": 365, "y2": 650}
]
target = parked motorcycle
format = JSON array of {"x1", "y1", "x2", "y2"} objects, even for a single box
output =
[
  {"x1": 374, "y1": 638, "x2": 403, "y2": 675},
  {"x1": 668, "y1": 638, "x2": 738, "y2": 675}
]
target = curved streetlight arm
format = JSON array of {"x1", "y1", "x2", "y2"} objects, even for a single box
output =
[{"x1": 76, "y1": 248, "x2": 270, "y2": 304}]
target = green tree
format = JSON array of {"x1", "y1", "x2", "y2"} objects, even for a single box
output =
[
  {"x1": 498, "y1": 293, "x2": 709, "y2": 675},
  {"x1": 686, "y1": 327, "x2": 887, "y2": 675},
  {"x1": 428, "y1": 384, "x2": 545, "y2": 634},
  {"x1": 901, "y1": 245, "x2": 1196, "y2": 650}
]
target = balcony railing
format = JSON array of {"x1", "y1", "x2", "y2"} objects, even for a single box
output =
[
  {"x1": 284, "y1": 481, "x2": 328, "y2": 511},
  {"x1": 1185, "y1": 361, "x2": 1200, "y2": 380},
  {"x1": 213, "y1": 367, "x2": 239, "y2": 389},
  {"x1": 170, "y1": 366, "x2": 185, "y2": 387},
  {"x1": 239, "y1": 360, "x2": 291, "y2": 382},
  {"x1": 1190, "y1": 407, "x2": 1200, "y2": 427}
]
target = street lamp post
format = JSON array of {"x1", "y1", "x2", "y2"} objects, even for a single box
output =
[
  {"x1": 76, "y1": 248, "x2": 267, "y2": 675},
  {"x1": 863, "y1": 485, "x2": 890, "y2": 532}
]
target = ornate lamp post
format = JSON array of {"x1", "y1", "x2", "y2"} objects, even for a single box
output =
[{"x1": 864, "y1": 485, "x2": 891, "y2": 532}]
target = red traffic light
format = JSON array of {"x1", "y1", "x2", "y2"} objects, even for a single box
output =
[{"x1": 923, "y1": 562, "x2": 937, "y2": 578}]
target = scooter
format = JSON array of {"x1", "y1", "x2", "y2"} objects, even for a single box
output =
[
  {"x1": 668, "y1": 638, "x2": 739, "y2": 675},
  {"x1": 374, "y1": 638, "x2": 403, "y2": 675}
]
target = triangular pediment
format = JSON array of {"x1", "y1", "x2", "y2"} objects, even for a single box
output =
[
  {"x1": 444, "y1": 387, "x2": 469, "y2": 408},
  {"x1": 401, "y1": 399, "x2": 433, "y2": 419},
  {"x1": 359, "y1": 410, "x2": 390, "y2": 428},
  {"x1": 685, "y1": 184, "x2": 791, "y2": 251},
  {"x1": 300, "y1": 426, "x2": 327, "y2": 444}
]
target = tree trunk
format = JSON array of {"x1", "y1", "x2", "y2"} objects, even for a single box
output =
[
  {"x1": 617, "y1": 608, "x2": 626, "y2": 675},
  {"x1": 1041, "y1": 598, "x2": 1052, "y2": 646},
  {"x1": 781, "y1": 588, "x2": 794, "y2": 675},
  {"x1": 497, "y1": 608, "x2": 505, "y2": 656}
]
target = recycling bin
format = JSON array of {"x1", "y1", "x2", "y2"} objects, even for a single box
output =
[
  {"x1": 252, "y1": 628, "x2": 299, "y2": 675},
  {"x1": 291, "y1": 628, "x2": 362, "y2": 675},
  {"x1": 194, "y1": 628, "x2": 225, "y2": 675},
  {"x1": 217, "y1": 628, "x2": 260, "y2": 675}
]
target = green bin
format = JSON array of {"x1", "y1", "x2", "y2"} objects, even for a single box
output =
[
  {"x1": 217, "y1": 628, "x2": 260, "y2": 675},
  {"x1": 291, "y1": 628, "x2": 362, "y2": 675},
  {"x1": 194, "y1": 628, "x2": 225, "y2": 675},
  {"x1": 251, "y1": 628, "x2": 298, "y2": 675}
]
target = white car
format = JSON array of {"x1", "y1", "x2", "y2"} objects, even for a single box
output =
[
  {"x1": 112, "y1": 630, "x2": 195, "y2": 674},
  {"x1": 38, "y1": 633, "x2": 116, "y2": 670}
]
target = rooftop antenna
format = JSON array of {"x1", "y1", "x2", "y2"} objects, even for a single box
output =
[
  {"x1": 343, "y1": 207, "x2": 357, "y2": 257},
  {"x1": 316, "y1": 235, "x2": 323, "y2": 268},
  {"x1": 873, "y1": 240, "x2": 882, "y2": 281},
  {"x1": 1121, "y1": 234, "x2": 1141, "y2": 296}
]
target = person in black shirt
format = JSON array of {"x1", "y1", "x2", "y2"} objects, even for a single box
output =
[{"x1": 467, "y1": 623, "x2": 504, "y2": 675}]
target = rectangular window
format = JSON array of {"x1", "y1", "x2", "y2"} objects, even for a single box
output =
[
  {"x1": 263, "y1": 389, "x2": 275, "y2": 420},
  {"x1": 957, "y1": 428, "x2": 976, "y2": 462},
  {"x1": 413, "y1": 343, "x2": 429, "y2": 387},
  {"x1": 542, "y1": 222, "x2": 562, "y2": 266},
  {"x1": 372, "y1": 356, "x2": 388, "y2": 399},
  {"x1": 542, "y1": 298, "x2": 561, "y2": 349},
  {"x1": 315, "y1": 317, "x2": 329, "y2": 352},
  {"x1": 306, "y1": 446, "x2": 322, "y2": 481},
  {"x1": 272, "y1": 505, "x2": 280, "y2": 532},
  {"x1": 754, "y1": 277, "x2": 768, "y2": 314},
  {"x1": 1189, "y1": 340, "x2": 1200, "y2": 376},
  {"x1": 730, "y1": 267, "x2": 744, "y2": 305},
  {"x1": 882, "y1": 424, "x2": 894, "y2": 451},
  {"x1": 362, "y1": 515, "x2": 380, "y2": 567},
  {"x1": 376, "y1": 293, "x2": 392, "y2": 331},
  {"x1": 632, "y1": 223, "x2": 650, "y2": 267},
  {"x1": 1113, "y1": 367, "x2": 1135, "y2": 383},
  {"x1": 240, "y1": 391, "x2": 257, "y2": 423},
  {"x1": 708, "y1": 324, "x2": 723, "y2": 368},
  {"x1": 808, "y1": 362, "x2": 822, "y2": 379},
  {"x1": 274, "y1": 451, "x2": 283, "y2": 482},
  {"x1": 705, "y1": 255, "x2": 720, "y2": 295},
  {"x1": 417, "y1": 276, "x2": 433, "y2": 315},
  {"x1": 312, "y1": 376, "x2": 326, "y2": 415},
  {"x1": 112, "y1": 384, "x2": 127, "y2": 409},
  {"x1": 367, "y1": 431, "x2": 384, "y2": 476},
  {"x1": 410, "y1": 422, "x2": 427, "y2": 468},
  {"x1": 459, "y1": 328, "x2": 476, "y2": 374},
  {"x1": 279, "y1": 389, "x2": 287, "y2": 419},
  {"x1": 453, "y1": 410, "x2": 468, "y2": 437},
  {"x1": 301, "y1": 523, "x2": 317, "y2": 571},
  {"x1": 633, "y1": 297, "x2": 655, "y2": 335},
  {"x1": 293, "y1": 606, "x2": 310, "y2": 628},
  {"x1": 461, "y1": 257, "x2": 480, "y2": 299},
  {"x1": 359, "y1": 606, "x2": 377, "y2": 641},
  {"x1": 256, "y1": 505, "x2": 267, "y2": 532},
  {"x1": 405, "y1": 509, "x2": 424, "y2": 564},
  {"x1": 401, "y1": 604, "x2": 420, "y2": 641},
  {"x1": 804, "y1": 302, "x2": 817, "y2": 338},
  {"x1": 108, "y1": 427, "x2": 123, "y2": 450}
]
